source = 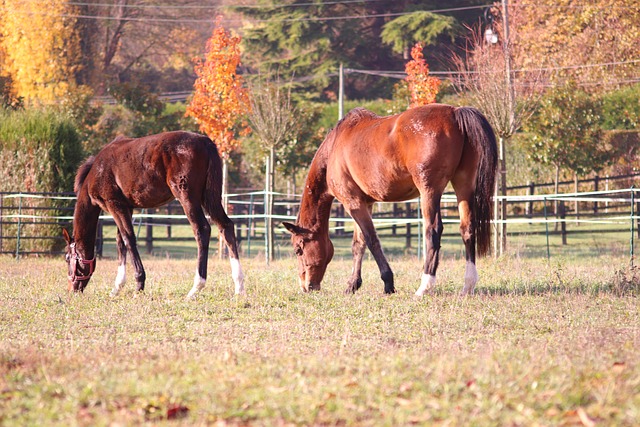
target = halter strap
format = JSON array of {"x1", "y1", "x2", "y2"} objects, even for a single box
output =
[{"x1": 68, "y1": 243, "x2": 96, "y2": 282}]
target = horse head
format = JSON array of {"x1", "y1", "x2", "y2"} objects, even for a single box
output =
[
  {"x1": 283, "y1": 222, "x2": 334, "y2": 292},
  {"x1": 62, "y1": 228, "x2": 96, "y2": 292}
]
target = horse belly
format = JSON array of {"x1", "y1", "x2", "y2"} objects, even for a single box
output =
[{"x1": 130, "y1": 179, "x2": 173, "y2": 208}]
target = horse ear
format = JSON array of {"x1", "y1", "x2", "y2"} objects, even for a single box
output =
[
  {"x1": 282, "y1": 222, "x2": 303, "y2": 235},
  {"x1": 62, "y1": 228, "x2": 71, "y2": 244}
]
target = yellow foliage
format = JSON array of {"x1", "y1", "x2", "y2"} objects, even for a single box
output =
[
  {"x1": 0, "y1": 0, "x2": 83, "y2": 104},
  {"x1": 509, "y1": 1, "x2": 640, "y2": 88}
]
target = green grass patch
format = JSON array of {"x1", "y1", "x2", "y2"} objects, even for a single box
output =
[{"x1": 1, "y1": 255, "x2": 639, "y2": 425}]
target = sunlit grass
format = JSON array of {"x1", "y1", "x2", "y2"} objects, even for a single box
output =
[{"x1": 1, "y1": 254, "x2": 639, "y2": 425}]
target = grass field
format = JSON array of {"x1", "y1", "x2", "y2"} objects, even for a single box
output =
[{"x1": 1, "y1": 253, "x2": 639, "y2": 426}]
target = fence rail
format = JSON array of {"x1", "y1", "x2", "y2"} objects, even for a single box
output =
[{"x1": 1, "y1": 172, "x2": 639, "y2": 261}]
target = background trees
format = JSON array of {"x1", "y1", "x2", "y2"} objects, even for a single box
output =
[
  {"x1": 0, "y1": 0, "x2": 84, "y2": 104},
  {"x1": 0, "y1": 0, "x2": 637, "y2": 202}
]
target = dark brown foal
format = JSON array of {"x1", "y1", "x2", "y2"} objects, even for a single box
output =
[{"x1": 64, "y1": 131, "x2": 244, "y2": 298}]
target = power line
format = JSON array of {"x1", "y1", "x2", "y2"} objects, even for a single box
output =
[
  {"x1": 21, "y1": 0, "x2": 390, "y2": 10},
  {"x1": 2, "y1": 4, "x2": 492, "y2": 25}
]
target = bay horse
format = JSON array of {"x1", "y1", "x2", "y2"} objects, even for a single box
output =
[
  {"x1": 283, "y1": 104, "x2": 497, "y2": 296},
  {"x1": 63, "y1": 131, "x2": 245, "y2": 299}
]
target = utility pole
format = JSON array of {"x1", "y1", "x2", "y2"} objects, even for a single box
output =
[
  {"x1": 338, "y1": 63, "x2": 344, "y2": 120},
  {"x1": 499, "y1": 0, "x2": 513, "y2": 256}
]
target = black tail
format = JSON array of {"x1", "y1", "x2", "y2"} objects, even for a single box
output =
[{"x1": 454, "y1": 107, "x2": 498, "y2": 257}]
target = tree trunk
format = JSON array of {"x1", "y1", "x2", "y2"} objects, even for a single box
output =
[
  {"x1": 219, "y1": 158, "x2": 229, "y2": 259},
  {"x1": 499, "y1": 136, "x2": 507, "y2": 256},
  {"x1": 554, "y1": 164, "x2": 560, "y2": 232},
  {"x1": 265, "y1": 148, "x2": 275, "y2": 263},
  {"x1": 574, "y1": 173, "x2": 580, "y2": 225}
]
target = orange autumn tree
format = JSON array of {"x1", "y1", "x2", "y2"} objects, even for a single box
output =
[
  {"x1": 405, "y1": 42, "x2": 440, "y2": 107},
  {"x1": 186, "y1": 16, "x2": 250, "y2": 163}
]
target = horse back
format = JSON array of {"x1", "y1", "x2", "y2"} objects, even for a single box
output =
[
  {"x1": 325, "y1": 105, "x2": 466, "y2": 202},
  {"x1": 83, "y1": 131, "x2": 215, "y2": 208}
]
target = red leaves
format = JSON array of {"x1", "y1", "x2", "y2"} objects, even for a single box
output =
[
  {"x1": 405, "y1": 43, "x2": 441, "y2": 108},
  {"x1": 186, "y1": 16, "x2": 251, "y2": 157}
]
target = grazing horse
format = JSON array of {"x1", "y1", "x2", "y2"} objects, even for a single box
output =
[
  {"x1": 63, "y1": 131, "x2": 245, "y2": 298},
  {"x1": 283, "y1": 104, "x2": 497, "y2": 296}
]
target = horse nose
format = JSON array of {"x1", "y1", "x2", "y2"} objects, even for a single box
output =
[{"x1": 308, "y1": 282, "x2": 321, "y2": 291}]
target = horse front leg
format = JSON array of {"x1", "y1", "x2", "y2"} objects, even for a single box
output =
[
  {"x1": 415, "y1": 193, "x2": 443, "y2": 297},
  {"x1": 345, "y1": 214, "x2": 367, "y2": 294},
  {"x1": 110, "y1": 228, "x2": 128, "y2": 296},
  {"x1": 349, "y1": 206, "x2": 395, "y2": 294},
  {"x1": 110, "y1": 206, "x2": 146, "y2": 293}
]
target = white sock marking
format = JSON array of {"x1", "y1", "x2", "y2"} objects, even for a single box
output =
[
  {"x1": 186, "y1": 270, "x2": 206, "y2": 300},
  {"x1": 462, "y1": 261, "x2": 478, "y2": 295},
  {"x1": 230, "y1": 258, "x2": 245, "y2": 295},
  {"x1": 111, "y1": 264, "x2": 126, "y2": 296},
  {"x1": 415, "y1": 274, "x2": 437, "y2": 296}
]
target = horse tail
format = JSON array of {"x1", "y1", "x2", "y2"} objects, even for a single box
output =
[
  {"x1": 74, "y1": 156, "x2": 95, "y2": 194},
  {"x1": 201, "y1": 138, "x2": 226, "y2": 220},
  {"x1": 454, "y1": 107, "x2": 498, "y2": 257}
]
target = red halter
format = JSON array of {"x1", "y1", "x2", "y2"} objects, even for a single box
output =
[{"x1": 68, "y1": 243, "x2": 96, "y2": 282}]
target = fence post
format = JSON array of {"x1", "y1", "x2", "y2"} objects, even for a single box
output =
[
  {"x1": 166, "y1": 203, "x2": 172, "y2": 238},
  {"x1": 559, "y1": 200, "x2": 567, "y2": 245},
  {"x1": 593, "y1": 175, "x2": 599, "y2": 214},
  {"x1": 96, "y1": 219, "x2": 103, "y2": 258},
  {"x1": 404, "y1": 202, "x2": 412, "y2": 250},
  {"x1": 417, "y1": 197, "x2": 422, "y2": 261},
  {"x1": 527, "y1": 181, "x2": 534, "y2": 221},
  {"x1": 247, "y1": 193, "x2": 254, "y2": 257},
  {"x1": 544, "y1": 197, "x2": 550, "y2": 260},
  {"x1": 0, "y1": 194, "x2": 3, "y2": 252},
  {"x1": 16, "y1": 194, "x2": 22, "y2": 258},
  {"x1": 146, "y1": 208, "x2": 153, "y2": 254},
  {"x1": 392, "y1": 203, "x2": 398, "y2": 236},
  {"x1": 631, "y1": 186, "x2": 635, "y2": 267}
]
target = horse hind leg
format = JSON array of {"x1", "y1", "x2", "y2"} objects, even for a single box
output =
[
  {"x1": 415, "y1": 194, "x2": 443, "y2": 297},
  {"x1": 458, "y1": 197, "x2": 478, "y2": 295},
  {"x1": 209, "y1": 208, "x2": 245, "y2": 295},
  {"x1": 181, "y1": 202, "x2": 211, "y2": 299}
]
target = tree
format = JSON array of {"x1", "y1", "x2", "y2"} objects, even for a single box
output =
[
  {"x1": 72, "y1": 0, "x2": 214, "y2": 95},
  {"x1": 0, "y1": 0, "x2": 84, "y2": 104},
  {"x1": 523, "y1": 83, "x2": 608, "y2": 186},
  {"x1": 186, "y1": 17, "x2": 251, "y2": 197},
  {"x1": 381, "y1": 11, "x2": 456, "y2": 60},
  {"x1": 451, "y1": 6, "x2": 546, "y2": 256},
  {"x1": 405, "y1": 43, "x2": 441, "y2": 107},
  {"x1": 232, "y1": 1, "x2": 485, "y2": 100},
  {"x1": 510, "y1": 0, "x2": 640, "y2": 90},
  {"x1": 247, "y1": 76, "x2": 297, "y2": 263}
]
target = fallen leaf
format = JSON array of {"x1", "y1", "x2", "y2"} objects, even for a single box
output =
[
  {"x1": 167, "y1": 404, "x2": 189, "y2": 420},
  {"x1": 577, "y1": 407, "x2": 595, "y2": 427}
]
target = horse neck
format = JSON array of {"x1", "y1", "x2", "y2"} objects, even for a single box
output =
[
  {"x1": 72, "y1": 188, "x2": 101, "y2": 259},
  {"x1": 298, "y1": 151, "x2": 334, "y2": 235}
]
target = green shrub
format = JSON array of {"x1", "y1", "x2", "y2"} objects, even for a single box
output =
[{"x1": 0, "y1": 108, "x2": 84, "y2": 253}]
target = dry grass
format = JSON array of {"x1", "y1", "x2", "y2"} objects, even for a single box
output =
[{"x1": 1, "y1": 254, "x2": 639, "y2": 426}]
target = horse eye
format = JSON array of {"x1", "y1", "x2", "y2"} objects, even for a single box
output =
[{"x1": 295, "y1": 246, "x2": 303, "y2": 256}]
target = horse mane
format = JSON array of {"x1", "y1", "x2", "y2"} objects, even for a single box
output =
[
  {"x1": 74, "y1": 156, "x2": 95, "y2": 194},
  {"x1": 336, "y1": 107, "x2": 379, "y2": 131}
]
